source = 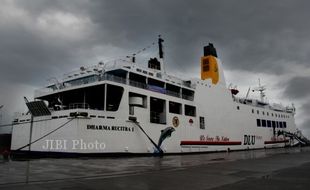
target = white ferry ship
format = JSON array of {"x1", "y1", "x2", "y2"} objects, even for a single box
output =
[{"x1": 10, "y1": 37, "x2": 309, "y2": 157}]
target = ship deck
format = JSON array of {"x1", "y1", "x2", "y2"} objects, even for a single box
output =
[{"x1": 1, "y1": 147, "x2": 310, "y2": 189}]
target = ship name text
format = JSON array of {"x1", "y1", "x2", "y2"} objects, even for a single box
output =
[{"x1": 87, "y1": 125, "x2": 134, "y2": 132}]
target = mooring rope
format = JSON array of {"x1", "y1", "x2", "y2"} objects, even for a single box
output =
[{"x1": 15, "y1": 118, "x2": 75, "y2": 151}]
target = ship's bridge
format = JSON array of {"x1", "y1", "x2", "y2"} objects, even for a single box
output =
[{"x1": 34, "y1": 60, "x2": 195, "y2": 112}]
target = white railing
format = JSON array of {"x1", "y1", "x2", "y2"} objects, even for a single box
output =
[
  {"x1": 103, "y1": 74, "x2": 127, "y2": 84},
  {"x1": 36, "y1": 72, "x2": 194, "y2": 101}
]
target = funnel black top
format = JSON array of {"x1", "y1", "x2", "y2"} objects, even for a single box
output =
[
  {"x1": 158, "y1": 35, "x2": 164, "y2": 59},
  {"x1": 204, "y1": 43, "x2": 217, "y2": 57}
]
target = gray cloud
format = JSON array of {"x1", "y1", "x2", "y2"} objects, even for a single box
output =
[
  {"x1": 2, "y1": 0, "x2": 310, "y2": 83},
  {"x1": 301, "y1": 102, "x2": 310, "y2": 114},
  {"x1": 283, "y1": 76, "x2": 310, "y2": 99},
  {"x1": 83, "y1": 0, "x2": 310, "y2": 74},
  {"x1": 301, "y1": 118, "x2": 310, "y2": 131},
  {"x1": 300, "y1": 102, "x2": 310, "y2": 132}
]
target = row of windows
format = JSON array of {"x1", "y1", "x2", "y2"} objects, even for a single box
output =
[
  {"x1": 236, "y1": 106, "x2": 290, "y2": 119},
  {"x1": 129, "y1": 93, "x2": 197, "y2": 126},
  {"x1": 148, "y1": 98, "x2": 196, "y2": 124},
  {"x1": 170, "y1": 101, "x2": 205, "y2": 129},
  {"x1": 251, "y1": 109, "x2": 289, "y2": 118},
  {"x1": 256, "y1": 119, "x2": 287, "y2": 128},
  {"x1": 136, "y1": 68, "x2": 154, "y2": 76},
  {"x1": 169, "y1": 101, "x2": 196, "y2": 117}
]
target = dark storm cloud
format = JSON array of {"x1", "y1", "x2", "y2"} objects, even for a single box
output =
[
  {"x1": 301, "y1": 118, "x2": 310, "y2": 132},
  {"x1": 84, "y1": 0, "x2": 310, "y2": 73},
  {"x1": 282, "y1": 76, "x2": 310, "y2": 99},
  {"x1": 2, "y1": 0, "x2": 310, "y2": 85},
  {"x1": 282, "y1": 76, "x2": 310, "y2": 131},
  {"x1": 301, "y1": 102, "x2": 310, "y2": 114}
]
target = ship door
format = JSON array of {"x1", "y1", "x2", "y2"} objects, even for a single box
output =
[
  {"x1": 150, "y1": 97, "x2": 166, "y2": 124},
  {"x1": 129, "y1": 92, "x2": 147, "y2": 115}
]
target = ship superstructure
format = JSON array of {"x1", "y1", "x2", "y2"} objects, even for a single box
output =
[{"x1": 10, "y1": 37, "x2": 309, "y2": 156}]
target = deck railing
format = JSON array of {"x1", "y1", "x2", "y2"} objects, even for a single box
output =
[{"x1": 36, "y1": 73, "x2": 194, "y2": 101}]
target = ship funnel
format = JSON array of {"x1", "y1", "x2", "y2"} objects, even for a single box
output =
[
  {"x1": 204, "y1": 43, "x2": 217, "y2": 57},
  {"x1": 201, "y1": 43, "x2": 219, "y2": 84}
]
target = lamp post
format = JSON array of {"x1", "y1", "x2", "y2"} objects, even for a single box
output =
[{"x1": 0, "y1": 105, "x2": 3, "y2": 124}]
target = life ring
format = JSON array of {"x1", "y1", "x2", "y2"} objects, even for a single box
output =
[{"x1": 172, "y1": 116, "x2": 179, "y2": 127}]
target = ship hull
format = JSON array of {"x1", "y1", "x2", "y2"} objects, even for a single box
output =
[{"x1": 10, "y1": 105, "x2": 294, "y2": 157}]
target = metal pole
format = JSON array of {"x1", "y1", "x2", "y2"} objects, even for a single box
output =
[
  {"x1": 0, "y1": 105, "x2": 3, "y2": 124},
  {"x1": 29, "y1": 115, "x2": 34, "y2": 152}
]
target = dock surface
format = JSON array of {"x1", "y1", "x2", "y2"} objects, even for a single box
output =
[{"x1": 1, "y1": 147, "x2": 310, "y2": 190}]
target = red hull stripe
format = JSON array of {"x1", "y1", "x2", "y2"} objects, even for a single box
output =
[
  {"x1": 180, "y1": 141, "x2": 242, "y2": 146},
  {"x1": 264, "y1": 140, "x2": 289, "y2": 144}
]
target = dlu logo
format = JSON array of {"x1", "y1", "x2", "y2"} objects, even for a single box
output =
[{"x1": 244, "y1": 135, "x2": 255, "y2": 145}]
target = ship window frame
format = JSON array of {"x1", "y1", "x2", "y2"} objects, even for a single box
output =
[
  {"x1": 156, "y1": 73, "x2": 162, "y2": 78},
  {"x1": 150, "y1": 97, "x2": 167, "y2": 124},
  {"x1": 169, "y1": 101, "x2": 182, "y2": 115},
  {"x1": 200, "y1": 116, "x2": 205, "y2": 129},
  {"x1": 129, "y1": 72, "x2": 147, "y2": 89},
  {"x1": 44, "y1": 84, "x2": 106, "y2": 111},
  {"x1": 182, "y1": 88, "x2": 195, "y2": 101},
  {"x1": 166, "y1": 83, "x2": 181, "y2": 98},
  {"x1": 185, "y1": 105, "x2": 196, "y2": 117},
  {"x1": 106, "y1": 84, "x2": 124, "y2": 112},
  {"x1": 267, "y1": 120, "x2": 271, "y2": 128},
  {"x1": 262, "y1": 119, "x2": 266, "y2": 127},
  {"x1": 63, "y1": 74, "x2": 99, "y2": 87},
  {"x1": 257, "y1": 119, "x2": 261, "y2": 127},
  {"x1": 148, "y1": 78, "x2": 165, "y2": 88}
]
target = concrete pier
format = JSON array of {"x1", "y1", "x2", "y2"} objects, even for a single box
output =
[{"x1": 1, "y1": 147, "x2": 310, "y2": 190}]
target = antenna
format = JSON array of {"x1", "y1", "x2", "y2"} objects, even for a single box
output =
[
  {"x1": 252, "y1": 78, "x2": 266, "y2": 102},
  {"x1": 245, "y1": 87, "x2": 251, "y2": 100},
  {"x1": 24, "y1": 97, "x2": 30, "y2": 104},
  {"x1": 158, "y1": 35, "x2": 165, "y2": 73}
]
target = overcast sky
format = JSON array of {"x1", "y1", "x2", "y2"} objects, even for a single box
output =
[{"x1": 0, "y1": 0, "x2": 309, "y2": 136}]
